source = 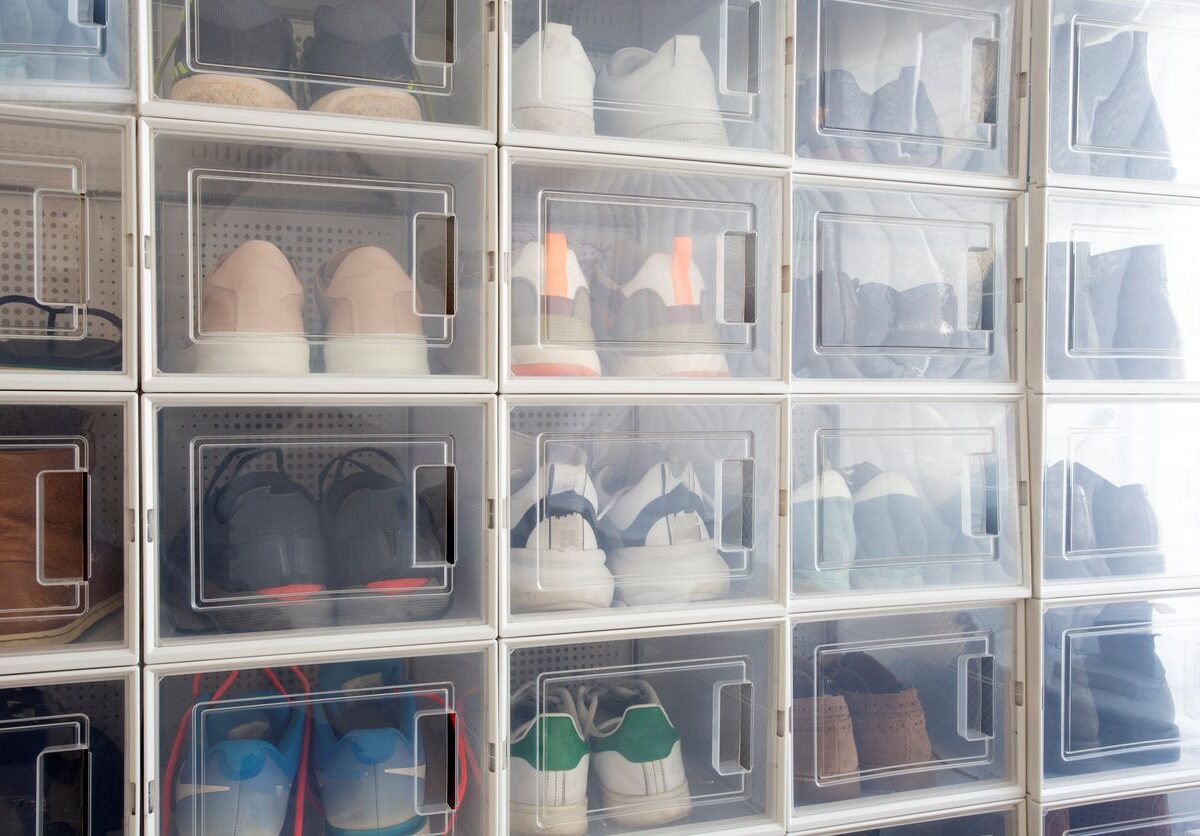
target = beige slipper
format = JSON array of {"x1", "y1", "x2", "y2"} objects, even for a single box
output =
[
  {"x1": 310, "y1": 86, "x2": 422, "y2": 120},
  {"x1": 170, "y1": 74, "x2": 298, "y2": 109}
]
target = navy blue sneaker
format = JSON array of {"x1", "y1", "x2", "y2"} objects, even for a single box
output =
[
  {"x1": 868, "y1": 66, "x2": 941, "y2": 167},
  {"x1": 1114, "y1": 245, "x2": 1183, "y2": 380}
]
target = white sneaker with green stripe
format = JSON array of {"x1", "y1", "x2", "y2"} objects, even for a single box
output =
[{"x1": 510, "y1": 684, "x2": 590, "y2": 836}]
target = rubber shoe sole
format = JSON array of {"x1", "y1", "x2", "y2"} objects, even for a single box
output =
[
  {"x1": 510, "y1": 546, "x2": 614, "y2": 612},
  {"x1": 609, "y1": 539, "x2": 730, "y2": 606},
  {"x1": 509, "y1": 798, "x2": 588, "y2": 836}
]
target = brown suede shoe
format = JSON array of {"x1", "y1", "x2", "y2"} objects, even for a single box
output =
[{"x1": 793, "y1": 692, "x2": 860, "y2": 802}]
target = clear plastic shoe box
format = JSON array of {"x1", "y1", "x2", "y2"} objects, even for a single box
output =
[
  {"x1": 141, "y1": 0, "x2": 494, "y2": 141},
  {"x1": 1032, "y1": 783, "x2": 1200, "y2": 835},
  {"x1": 142, "y1": 394, "x2": 494, "y2": 663},
  {"x1": 0, "y1": 667, "x2": 138, "y2": 835},
  {"x1": 790, "y1": 398, "x2": 1029, "y2": 610},
  {"x1": 0, "y1": 0, "x2": 135, "y2": 105},
  {"x1": 791, "y1": 177, "x2": 1022, "y2": 390},
  {"x1": 0, "y1": 393, "x2": 137, "y2": 676},
  {"x1": 145, "y1": 643, "x2": 493, "y2": 836},
  {"x1": 500, "y1": 620, "x2": 784, "y2": 835},
  {"x1": 500, "y1": 0, "x2": 787, "y2": 163},
  {"x1": 501, "y1": 148, "x2": 785, "y2": 392},
  {"x1": 789, "y1": 603, "x2": 1023, "y2": 832},
  {"x1": 820, "y1": 801, "x2": 1022, "y2": 836},
  {"x1": 1030, "y1": 187, "x2": 1200, "y2": 392},
  {"x1": 140, "y1": 118, "x2": 495, "y2": 393},
  {"x1": 794, "y1": 0, "x2": 1028, "y2": 186},
  {"x1": 0, "y1": 106, "x2": 136, "y2": 390},
  {"x1": 500, "y1": 396, "x2": 785, "y2": 635},
  {"x1": 1031, "y1": 592, "x2": 1200, "y2": 802}
]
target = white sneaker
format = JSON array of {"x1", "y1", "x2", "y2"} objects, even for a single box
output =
[
  {"x1": 510, "y1": 683, "x2": 590, "y2": 836},
  {"x1": 511, "y1": 23, "x2": 596, "y2": 136},
  {"x1": 595, "y1": 35, "x2": 728, "y2": 145},
  {"x1": 510, "y1": 460, "x2": 614, "y2": 612},
  {"x1": 599, "y1": 461, "x2": 731, "y2": 605}
]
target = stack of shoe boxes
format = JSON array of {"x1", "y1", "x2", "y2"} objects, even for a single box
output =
[
  {"x1": 0, "y1": 4, "x2": 142, "y2": 834},
  {"x1": 1027, "y1": 0, "x2": 1200, "y2": 831},
  {"x1": 789, "y1": 0, "x2": 1031, "y2": 830}
]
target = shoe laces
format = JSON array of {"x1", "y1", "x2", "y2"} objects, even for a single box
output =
[
  {"x1": 511, "y1": 682, "x2": 585, "y2": 737},
  {"x1": 573, "y1": 678, "x2": 661, "y2": 738}
]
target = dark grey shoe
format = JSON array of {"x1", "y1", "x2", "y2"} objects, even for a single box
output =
[
  {"x1": 1114, "y1": 244, "x2": 1182, "y2": 380},
  {"x1": 869, "y1": 66, "x2": 942, "y2": 167}
]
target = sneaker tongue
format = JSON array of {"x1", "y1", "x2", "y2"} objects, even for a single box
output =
[
  {"x1": 226, "y1": 719, "x2": 272, "y2": 740},
  {"x1": 607, "y1": 47, "x2": 654, "y2": 78},
  {"x1": 197, "y1": 0, "x2": 286, "y2": 29},
  {"x1": 314, "y1": 1, "x2": 407, "y2": 40}
]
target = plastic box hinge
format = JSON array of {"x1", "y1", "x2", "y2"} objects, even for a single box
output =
[
  {"x1": 486, "y1": 498, "x2": 496, "y2": 529},
  {"x1": 486, "y1": 251, "x2": 496, "y2": 283},
  {"x1": 781, "y1": 264, "x2": 791, "y2": 295},
  {"x1": 778, "y1": 489, "x2": 787, "y2": 517},
  {"x1": 1013, "y1": 272, "x2": 1024, "y2": 304},
  {"x1": 147, "y1": 779, "x2": 156, "y2": 815},
  {"x1": 784, "y1": 36, "x2": 795, "y2": 65},
  {"x1": 488, "y1": 742, "x2": 497, "y2": 772},
  {"x1": 486, "y1": 0, "x2": 496, "y2": 32},
  {"x1": 1017, "y1": 72, "x2": 1029, "y2": 98},
  {"x1": 127, "y1": 508, "x2": 136, "y2": 543},
  {"x1": 1018, "y1": 480, "x2": 1029, "y2": 507},
  {"x1": 142, "y1": 235, "x2": 153, "y2": 268},
  {"x1": 1014, "y1": 681, "x2": 1025, "y2": 708},
  {"x1": 145, "y1": 509, "x2": 157, "y2": 543},
  {"x1": 777, "y1": 708, "x2": 789, "y2": 737},
  {"x1": 129, "y1": 780, "x2": 137, "y2": 816}
]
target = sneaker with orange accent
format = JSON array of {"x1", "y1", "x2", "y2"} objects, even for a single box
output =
[
  {"x1": 611, "y1": 237, "x2": 732, "y2": 378},
  {"x1": 197, "y1": 240, "x2": 311, "y2": 375},
  {"x1": 317, "y1": 245, "x2": 431, "y2": 377},
  {"x1": 510, "y1": 233, "x2": 603, "y2": 377}
]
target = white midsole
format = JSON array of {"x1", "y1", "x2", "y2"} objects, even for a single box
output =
[
  {"x1": 509, "y1": 798, "x2": 589, "y2": 836},
  {"x1": 512, "y1": 105, "x2": 595, "y2": 137},
  {"x1": 511, "y1": 344, "x2": 603, "y2": 375},
  {"x1": 511, "y1": 547, "x2": 614, "y2": 611},
  {"x1": 611, "y1": 351, "x2": 731, "y2": 378},
  {"x1": 322, "y1": 337, "x2": 431, "y2": 376},
  {"x1": 609, "y1": 539, "x2": 731, "y2": 606},
  {"x1": 598, "y1": 779, "x2": 692, "y2": 827},
  {"x1": 192, "y1": 338, "x2": 310, "y2": 375}
]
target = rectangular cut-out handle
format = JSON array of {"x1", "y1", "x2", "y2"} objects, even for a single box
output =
[
  {"x1": 38, "y1": 747, "x2": 89, "y2": 836},
  {"x1": 36, "y1": 470, "x2": 89, "y2": 587},
  {"x1": 415, "y1": 709, "x2": 460, "y2": 815},
  {"x1": 719, "y1": 231, "x2": 757, "y2": 325},
  {"x1": 724, "y1": 0, "x2": 761, "y2": 95},
  {"x1": 971, "y1": 38, "x2": 1000, "y2": 125},
  {"x1": 33, "y1": 189, "x2": 89, "y2": 311},
  {"x1": 713, "y1": 680, "x2": 754, "y2": 776},
  {"x1": 963, "y1": 453, "x2": 1000, "y2": 539},
  {"x1": 717, "y1": 459, "x2": 754, "y2": 551},
  {"x1": 414, "y1": 464, "x2": 455, "y2": 567},
  {"x1": 414, "y1": 214, "x2": 457, "y2": 318},
  {"x1": 413, "y1": 0, "x2": 455, "y2": 64},
  {"x1": 73, "y1": 0, "x2": 108, "y2": 27},
  {"x1": 957, "y1": 654, "x2": 996, "y2": 742}
]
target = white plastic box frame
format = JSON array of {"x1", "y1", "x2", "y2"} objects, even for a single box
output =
[
  {"x1": 498, "y1": 395, "x2": 787, "y2": 637},
  {"x1": 1027, "y1": 187, "x2": 1200, "y2": 394},
  {"x1": 138, "y1": 117, "x2": 497, "y2": 394},
  {"x1": 0, "y1": 666, "x2": 140, "y2": 836},
  {"x1": 787, "y1": 602, "x2": 1025, "y2": 834},
  {"x1": 1028, "y1": 591, "x2": 1200, "y2": 803},
  {"x1": 499, "y1": 147, "x2": 787, "y2": 394},
  {"x1": 789, "y1": 799, "x2": 1024, "y2": 835},
  {"x1": 140, "y1": 393, "x2": 496, "y2": 664},
  {"x1": 139, "y1": 0, "x2": 496, "y2": 144},
  {"x1": 143, "y1": 641, "x2": 496, "y2": 836},
  {"x1": 0, "y1": 105, "x2": 138, "y2": 391},
  {"x1": 0, "y1": 0, "x2": 135, "y2": 105},
  {"x1": 789, "y1": 395, "x2": 1030, "y2": 612},
  {"x1": 498, "y1": 619, "x2": 787, "y2": 836},
  {"x1": 1029, "y1": 782, "x2": 1200, "y2": 835},
  {"x1": 791, "y1": 0, "x2": 1030, "y2": 190},
  {"x1": 498, "y1": 0, "x2": 790, "y2": 166},
  {"x1": 1030, "y1": 0, "x2": 1200, "y2": 195},
  {"x1": 1030, "y1": 395, "x2": 1200, "y2": 599},
  {"x1": 0, "y1": 392, "x2": 139, "y2": 677},
  {"x1": 790, "y1": 175, "x2": 1025, "y2": 392}
]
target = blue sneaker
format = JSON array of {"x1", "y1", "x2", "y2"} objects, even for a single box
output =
[
  {"x1": 312, "y1": 661, "x2": 430, "y2": 836},
  {"x1": 173, "y1": 691, "x2": 305, "y2": 836}
]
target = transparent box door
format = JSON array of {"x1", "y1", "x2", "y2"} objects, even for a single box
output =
[
  {"x1": 148, "y1": 126, "x2": 489, "y2": 386},
  {"x1": 505, "y1": 624, "x2": 779, "y2": 834},
  {"x1": 791, "y1": 399, "x2": 1024, "y2": 600},
  {"x1": 792, "y1": 605, "x2": 1018, "y2": 813},
  {"x1": 843, "y1": 806, "x2": 1019, "y2": 835},
  {"x1": 793, "y1": 180, "x2": 1017, "y2": 383},
  {"x1": 505, "y1": 152, "x2": 782, "y2": 384},
  {"x1": 504, "y1": 399, "x2": 781, "y2": 627},
  {"x1": 795, "y1": 0, "x2": 1020, "y2": 177},
  {"x1": 1041, "y1": 785, "x2": 1200, "y2": 835},
  {"x1": 0, "y1": 0, "x2": 132, "y2": 97}
]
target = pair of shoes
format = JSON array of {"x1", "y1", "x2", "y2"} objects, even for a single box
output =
[
  {"x1": 0, "y1": 296, "x2": 123, "y2": 373},
  {"x1": 199, "y1": 241, "x2": 430, "y2": 377},
  {"x1": 511, "y1": 24, "x2": 728, "y2": 145},
  {"x1": 511, "y1": 234, "x2": 732, "y2": 378},
  {"x1": 510, "y1": 679, "x2": 691, "y2": 834},
  {"x1": 797, "y1": 68, "x2": 941, "y2": 166},
  {"x1": 161, "y1": 0, "x2": 422, "y2": 121},
  {"x1": 510, "y1": 458, "x2": 731, "y2": 612},
  {"x1": 1057, "y1": 793, "x2": 1171, "y2": 835},
  {"x1": 793, "y1": 652, "x2": 934, "y2": 802},
  {"x1": 170, "y1": 662, "x2": 449, "y2": 836},
  {"x1": 174, "y1": 446, "x2": 447, "y2": 634}
]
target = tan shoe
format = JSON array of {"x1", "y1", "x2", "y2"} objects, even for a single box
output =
[
  {"x1": 792, "y1": 692, "x2": 860, "y2": 802},
  {"x1": 310, "y1": 87, "x2": 422, "y2": 121},
  {"x1": 197, "y1": 240, "x2": 311, "y2": 374},
  {"x1": 169, "y1": 74, "x2": 298, "y2": 110},
  {"x1": 317, "y1": 245, "x2": 431, "y2": 375}
]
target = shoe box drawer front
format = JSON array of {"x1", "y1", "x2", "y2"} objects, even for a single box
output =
[
  {"x1": 148, "y1": 646, "x2": 492, "y2": 836},
  {"x1": 1036, "y1": 594, "x2": 1200, "y2": 797},
  {"x1": 1036, "y1": 785, "x2": 1200, "y2": 835},
  {"x1": 1040, "y1": 0, "x2": 1200, "y2": 190},
  {"x1": 0, "y1": 668, "x2": 138, "y2": 835},
  {"x1": 1034, "y1": 189, "x2": 1200, "y2": 390},
  {"x1": 502, "y1": 622, "x2": 783, "y2": 835},
  {"x1": 502, "y1": 398, "x2": 784, "y2": 632},
  {"x1": 145, "y1": 397, "x2": 491, "y2": 658},
  {"x1": 503, "y1": 0, "x2": 786, "y2": 156},
  {"x1": 144, "y1": 123, "x2": 493, "y2": 391},
  {"x1": 791, "y1": 399, "x2": 1026, "y2": 605},
  {"x1": 503, "y1": 151, "x2": 785, "y2": 389},
  {"x1": 0, "y1": 0, "x2": 133, "y2": 100},
  {"x1": 1036, "y1": 397, "x2": 1200, "y2": 595},
  {"x1": 0, "y1": 395, "x2": 136, "y2": 674},
  {"x1": 146, "y1": 0, "x2": 490, "y2": 133},
  {"x1": 794, "y1": 0, "x2": 1022, "y2": 180},
  {"x1": 832, "y1": 803, "x2": 1022, "y2": 836},
  {"x1": 790, "y1": 604, "x2": 1021, "y2": 826},
  {"x1": 792, "y1": 179, "x2": 1020, "y2": 387},
  {"x1": 0, "y1": 109, "x2": 134, "y2": 388}
]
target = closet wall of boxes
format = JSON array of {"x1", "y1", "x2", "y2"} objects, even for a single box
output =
[{"x1": 0, "y1": 0, "x2": 1196, "y2": 833}]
